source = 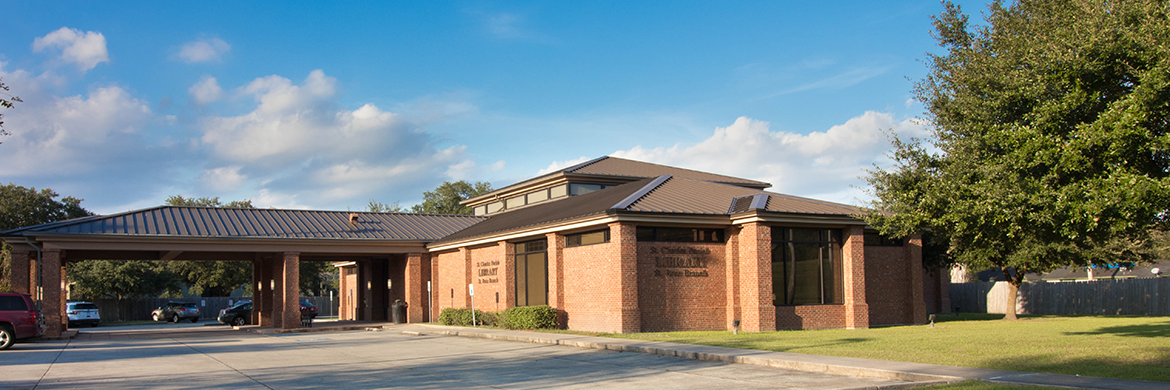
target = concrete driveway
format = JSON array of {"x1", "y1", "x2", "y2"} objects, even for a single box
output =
[{"x1": 2, "y1": 324, "x2": 910, "y2": 389}]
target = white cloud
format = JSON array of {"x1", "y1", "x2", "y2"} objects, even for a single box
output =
[
  {"x1": 611, "y1": 112, "x2": 928, "y2": 205},
  {"x1": 538, "y1": 156, "x2": 591, "y2": 174},
  {"x1": 197, "y1": 69, "x2": 480, "y2": 208},
  {"x1": 174, "y1": 38, "x2": 230, "y2": 63},
  {"x1": 188, "y1": 75, "x2": 223, "y2": 105},
  {"x1": 199, "y1": 166, "x2": 245, "y2": 193},
  {"x1": 32, "y1": 27, "x2": 109, "y2": 72}
]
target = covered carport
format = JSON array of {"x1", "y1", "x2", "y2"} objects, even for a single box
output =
[{"x1": 1, "y1": 206, "x2": 483, "y2": 337}]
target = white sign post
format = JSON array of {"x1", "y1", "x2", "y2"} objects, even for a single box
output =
[
  {"x1": 469, "y1": 283, "x2": 476, "y2": 326},
  {"x1": 427, "y1": 281, "x2": 432, "y2": 323}
]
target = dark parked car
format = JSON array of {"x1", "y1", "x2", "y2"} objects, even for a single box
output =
[
  {"x1": 1, "y1": 292, "x2": 44, "y2": 350},
  {"x1": 218, "y1": 300, "x2": 317, "y2": 326},
  {"x1": 218, "y1": 300, "x2": 252, "y2": 326},
  {"x1": 152, "y1": 302, "x2": 200, "y2": 323}
]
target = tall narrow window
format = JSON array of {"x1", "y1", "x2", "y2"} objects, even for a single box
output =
[
  {"x1": 514, "y1": 239, "x2": 548, "y2": 306},
  {"x1": 771, "y1": 227, "x2": 843, "y2": 305}
]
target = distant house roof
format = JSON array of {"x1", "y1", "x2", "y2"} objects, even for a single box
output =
[
  {"x1": 1, "y1": 206, "x2": 485, "y2": 241},
  {"x1": 462, "y1": 156, "x2": 772, "y2": 206},
  {"x1": 434, "y1": 175, "x2": 861, "y2": 246}
]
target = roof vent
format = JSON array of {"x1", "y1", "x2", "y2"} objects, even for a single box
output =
[
  {"x1": 348, "y1": 213, "x2": 359, "y2": 225},
  {"x1": 730, "y1": 196, "x2": 753, "y2": 214}
]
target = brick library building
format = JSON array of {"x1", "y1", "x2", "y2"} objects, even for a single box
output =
[{"x1": 3, "y1": 156, "x2": 947, "y2": 337}]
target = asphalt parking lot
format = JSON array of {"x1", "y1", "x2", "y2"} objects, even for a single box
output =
[{"x1": 2, "y1": 323, "x2": 910, "y2": 389}]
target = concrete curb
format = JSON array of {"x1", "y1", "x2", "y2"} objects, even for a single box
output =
[{"x1": 417, "y1": 325, "x2": 961, "y2": 384}]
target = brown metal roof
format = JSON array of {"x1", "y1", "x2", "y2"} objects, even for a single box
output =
[
  {"x1": 621, "y1": 176, "x2": 860, "y2": 216},
  {"x1": 2, "y1": 206, "x2": 485, "y2": 241},
  {"x1": 433, "y1": 178, "x2": 655, "y2": 244},
  {"x1": 570, "y1": 156, "x2": 771, "y2": 188}
]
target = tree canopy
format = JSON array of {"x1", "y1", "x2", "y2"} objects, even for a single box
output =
[
  {"x1": 865, "y1": 0, "x2": 1170, "y2": 319},
  {"x1": 409, "y1": 180, "x2": 493, "y2": 215},
  {"x1": 0, "y1": 184, "x2": 93, "y2": 291}
]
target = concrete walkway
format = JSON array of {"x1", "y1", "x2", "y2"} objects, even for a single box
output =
[{"x1": 370, "y1": 323, "x2": 1165, "y2": 390}]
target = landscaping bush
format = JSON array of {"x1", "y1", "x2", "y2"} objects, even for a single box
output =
[
  {"x1": 500, "y1": 305, "x2": 557, "y2": 329},
  {"x1": 437, "y1": 308, "x2": 495, "y2": 326}
]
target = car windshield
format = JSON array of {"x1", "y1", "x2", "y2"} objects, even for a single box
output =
[{"x1": 230, "y1": 301, "x2": 251, "y2": 309}]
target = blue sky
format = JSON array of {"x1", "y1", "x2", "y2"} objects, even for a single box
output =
[{"x1": 0, "y1": 1, "x2": 984, "y2": 214}]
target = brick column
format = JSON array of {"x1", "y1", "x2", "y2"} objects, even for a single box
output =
[
  {"x1": 724, "y1": 226, "x2": 741, "y2": 330},
  {"x1": 271, "y1": 258, "x2": 284, "y2": 329},
  {"x1": 252, "y1": 258, "x2": 263, "y2": 325},
  {"x1": 545, "y1": 232, "x2": 565, "y2": 325},
  {"x1": 736, "y1": 222, "x2": 775, "y2": 332},
  {"x1": 501, "y1": 241, "x2": 515, "y2": 309},
  {"x1": 906, "y1": 234, "x2": 927, "y2": 324},
  {"x1": 338, "y1": 266, "x2": 348, "y2": 320},
  {"x1": 42, "y1": 249, "x2": 63, "y2": 337},
  {"x1": 609, "y1": 222, "x2": 641, "y2": 333},
  {"x1": 9, "y1": 250, "x2": 30, "y2": 294},
  {"x1": 60, "y1": 262, "x2": 68, "y2": 330},
  {"x1": 842, "y1": 226, "x2": 869, "y2": 329},
  {"x1": 405, "y1": 253, "x2": 429, "y2": 323},
  {"x1": 258, "y1": 257, "x2": 273, "y2": 326},
  {"x1": 30, "y1": 254, "x2": 39, "y2": 306},
  {"x1": 281, "y1": 252, "x2": 300, "y2": 329}
]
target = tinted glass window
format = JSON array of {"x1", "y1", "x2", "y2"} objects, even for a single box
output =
[
  {"x1": 569, "y1": 183, "x2": 603, "y2": 195},
  {"x1": 566, "y1": 229, "x2": 609, "y2": 247},
  {"x1": 0, "y1": 296, "x2": 28, "y2": 311},
  {"x1": 75, "y1": 303, "x2": 99, "y2": 310}
]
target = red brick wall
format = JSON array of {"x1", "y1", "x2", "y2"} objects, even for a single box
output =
[
  {"x1": 776, "y1": 305, "x2": 847, "y2": 330},
  {"x1": 470, "y1": 242, "x2": 508, "y2": 312},
  {"x1": 637, "y1": 241, "x2": 726, "y2": 332},
  {"x1": 342, "y1": 269, "x2": 358, "y2": 320},
  {"x1": 562, "y1": 235, "x2": 624, "y2": 332},
  {"x1": 865, "y1": 246, "x2": 915, "y2": 325},
  {"x1": 433, "y1": 249, "x2": 468, "y2": 312}
]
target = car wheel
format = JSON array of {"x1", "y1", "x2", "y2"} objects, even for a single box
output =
[
  {"x1": 152, "y1": 313, "x2": 160, "y2": 322},
  {"x1": 0, "y1": 325, "x2": 15, "y2": 350},
  {"x1": 93, "y1": 322, "x2": 100, "y2": 327},
  {"x1": 191, "y1": 317, "x2": 199, "y2": 323},
  {"x1": 171, "y1": 314, "x2": 179, "y2": 323},
  {"x1": 232, "y1": 316, "x2": 246, "y2": 326}
]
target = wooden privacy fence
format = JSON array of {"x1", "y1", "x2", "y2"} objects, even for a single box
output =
[
  {"x1": 86, "y1": 296, "x2": 340, "y2": 322},
  {"x1": 950, "y1": 278, "x2": 1170, "y2": 316}
]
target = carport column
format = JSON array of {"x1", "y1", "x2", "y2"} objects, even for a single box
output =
[
  {"x1": 736, "y1": 222, "x2": 775, "y2": 332},
  {"x1": 258, "y1": 257, "x2": 273, "y2": 326},
  {"x1": 609, "y1": 222, "x2": 641, "y2": 333},
  {"x1": 281, "y1": 252, "x2": 301, "y2": 329},
  {"x1": 9, "y1": 250, "x2": 31, "y2": 295},
  {"x1": 405, "y1": 253, "x2": 429, "y2": 323},
  {"x1": 252, "y1": 257, "x2": 263, "y2": 325},
  {"x1": 271, "y1": 257, "x2": 284, "y2": 329},
  {"x1": 906, "y1": 234, "x2": 927, "y2": 324},
  {"x1": 42, "y1": 249, "x2": 63, "y2": 337},
  {"x1": 724, "y1": 226, "x2": 741, "y2": 330},
  {"x1": 842, "y1": 226, "x2": 869, "y2": 329},
  {"x1": 60, "y1": 261, "x2": 68, "y2": 330}
]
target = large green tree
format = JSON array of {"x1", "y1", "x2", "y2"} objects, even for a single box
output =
[
  {"x1": 865, "y1": 0, "x2": 1170, "y2": 320},
  {"x1": 0, "y1": 184, "x2": 92, "y2": 291},
  {"x1": 68, "y1": 260, "x2": 180, "y2": 299},
  {"x1": 409, "y1": 180, "x2": 492, "y2": 215}
]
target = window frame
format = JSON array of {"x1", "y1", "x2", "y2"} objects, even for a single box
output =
[
  {"x1": 635, "y1": 227, "x2": 724, "y2": 243},
  {"x1": 770, "y1": 227, "x2": 844, "y2": 306},
  {"x1": 566, "y1": 229, "x2": 610, "y2": 247}
]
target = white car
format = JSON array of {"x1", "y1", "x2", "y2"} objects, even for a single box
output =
[{"x1": 67, "y1": 302, "x2": 100, "y2": 327}]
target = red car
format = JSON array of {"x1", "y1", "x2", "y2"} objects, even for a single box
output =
[
  {"x1": 300, "y1": 301, "x2": 318, "y2": 319},
  {"x1": 1, "y1": 292, "x2": 44, "y2": 350}
]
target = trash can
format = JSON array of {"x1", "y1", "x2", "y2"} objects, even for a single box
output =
[{"x1": 391, "y1": 299, "x2": 408, "y2": 324}]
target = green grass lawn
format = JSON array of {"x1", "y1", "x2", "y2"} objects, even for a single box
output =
[
  {"x1": 577, "y1": 314, "x2": 1170, "y2": 382},
  {"x1": 922, "y1": 381, "x2": 1061, "y2": 390}
]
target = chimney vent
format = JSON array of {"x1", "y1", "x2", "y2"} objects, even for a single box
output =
[{"x1": 349, "y1": 213, "x2": 360, "y2": 225}]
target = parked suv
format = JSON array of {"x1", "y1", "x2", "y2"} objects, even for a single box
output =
[
  {"x1": 1, "y1": 292, "x2": 45, "y2": 350},
  {"x1": 151, "y1": 302, "x2": 200, "y2": 323},
  {"x1": 67, "y1": 302, "x2": 101, "y2": 327}
]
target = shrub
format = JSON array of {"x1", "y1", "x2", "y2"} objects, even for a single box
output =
[
  {"x1": 437, "y1": 308, "x2": 495, "y2": 326},
  {"x1": 500, "y1": 305, "x2": 557, "y2": 329}
]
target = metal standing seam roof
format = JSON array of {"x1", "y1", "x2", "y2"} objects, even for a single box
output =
[
  {"x1": 1, "y1": 206, "x2": 486, "y2": 241},
  {"x1": 434, "y1": 175, "x2": 864, "y2": 245},
  {"x1": 569, "y1": 156, "x2": 771, "y2": 188}
]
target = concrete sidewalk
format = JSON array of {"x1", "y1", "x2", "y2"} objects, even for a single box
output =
[{"x1": 375, "y1": 324, "x2": 1166, "y2": 390}]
